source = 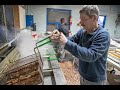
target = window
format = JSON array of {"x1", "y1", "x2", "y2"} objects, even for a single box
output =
[{"x1": 98, "y1": 15, "x2": 106, "y2": 28}]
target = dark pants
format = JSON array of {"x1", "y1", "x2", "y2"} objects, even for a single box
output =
[{"x1": 80, "y1": 76, "x2": 109, "y2": 85}]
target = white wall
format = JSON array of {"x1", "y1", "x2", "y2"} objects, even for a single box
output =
[
  {"x1": 26, "y1": 5, "x2": 120, "y2": 37},
  {"x1": 26, "y1": 5, "x2": 82, "y2": 34},
  {"x1": 98, "y1": 5, "x2": 120, "y2": 38}
]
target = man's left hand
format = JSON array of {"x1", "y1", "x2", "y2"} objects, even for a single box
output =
[{"x1": 59, "y1": 32, "x2": 68, "y2": 47}]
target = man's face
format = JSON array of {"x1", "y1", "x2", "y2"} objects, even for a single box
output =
[
  {"x1": 80, "y1": 12, "x2": 96, "y2": 31},
  {"x1": 62, "y1": 19, "x2": 66, "y2": 24}
]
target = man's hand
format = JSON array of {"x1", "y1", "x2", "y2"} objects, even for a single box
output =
[
  {"x1": 50, "y1": 30, "x2": 60, "y2": 42},
  {"x1": 59, "y1": 32, "x2": 68, "y2": 47},
  {"x1": 50, "y1": 30, "x2": 68, "y2": 47}
]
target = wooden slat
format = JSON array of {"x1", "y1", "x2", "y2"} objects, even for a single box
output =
[
  {"x1": 115, "y1": 49, "x2": 120, "y2": 54},
  {"x1": 0, "y1": 47, "x2": 20, "y2": 79},
  {"x1": 13, "y1": 5, "x2": 20, "y2": 30},
  {"x1": 46, "y1": 44, "x2": 67, "y2": 85},
  {"x1": 53, "y1": 68, "x2": 67, "y2": 85},
  {"x1": 107, "y1": 58, "x2": 120, "y2": 71},
  {"x1": 109, "y1": 51, "x2": 120, "y2": 59}
]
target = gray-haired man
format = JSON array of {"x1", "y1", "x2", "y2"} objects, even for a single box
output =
[{"x1": 50, "y1": 5, "x2": 110, "y2": 85}]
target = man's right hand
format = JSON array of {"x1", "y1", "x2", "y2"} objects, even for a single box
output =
[{"x1": 50, "y1": 30, "x2": 60, "y2": 42}]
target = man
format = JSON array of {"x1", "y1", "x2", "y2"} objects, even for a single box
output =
[
  {"x1": 50, "y1": 5, "x2": 110, "y2": 85},
  {"x1": 57, "y1": 18, "x2": 70, "y2": 37},
  {"x1": 54, "y1": 18, "x2": 70, "y2": 62}
]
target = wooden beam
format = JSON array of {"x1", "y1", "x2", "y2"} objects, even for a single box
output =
[
  {"x1": 13, "y1": 5, "x2": 20, "y2": 30},
  {"x1": 109, "y1": 51, "x2": 120, "y2": 59}
]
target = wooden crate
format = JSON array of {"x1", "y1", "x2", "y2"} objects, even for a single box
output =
[{"x1": 0, "y1": 54, "x2": 44, "y2": 85}]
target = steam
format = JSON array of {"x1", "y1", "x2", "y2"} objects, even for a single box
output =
[
  {"x1": 0, "y1": 25, "x2": 7, "y2": 45},
  {"x1": 0, "y1": 25, "x2": 19, "y2": 47}
]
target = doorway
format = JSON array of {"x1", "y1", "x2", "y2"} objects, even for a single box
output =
[{"x1": 47, "y1": 8, "x2": 71, "y2": 32}]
